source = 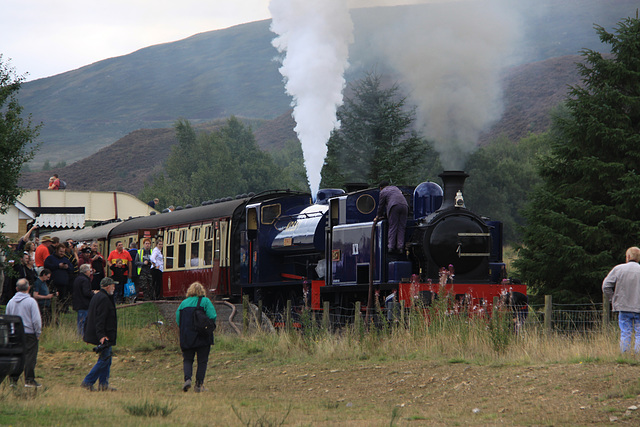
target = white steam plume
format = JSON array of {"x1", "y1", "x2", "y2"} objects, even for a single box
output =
[
  {"x1": 269, "y1": 0, "x2": 354, "y2": 199},
  {"x1": 369, "y1": 0, "x2": 523, "y2": 169}
]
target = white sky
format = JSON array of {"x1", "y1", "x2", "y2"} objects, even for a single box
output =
[
  {"x1": 1, "y1": 0, "x2": 272, "y2": 81},
  {"x1": 1, "y1": 0, "x2": 444, "y2": 81}
]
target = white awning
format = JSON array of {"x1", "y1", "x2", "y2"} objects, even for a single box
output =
[{"x1": 35, "y1": 213, "x2": 85, "y2": 229}]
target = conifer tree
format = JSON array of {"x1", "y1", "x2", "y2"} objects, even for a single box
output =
[
  {"x1": 515, "y1": 15, "x2": 640, "y2": 303},
  {"x1": 321, "y1": 72, "x2": 440, "y2": 188}
]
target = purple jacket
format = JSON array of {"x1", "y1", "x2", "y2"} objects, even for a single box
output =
[{"x1": 377, "y1": 186, "x2": 408, "y2": 218}]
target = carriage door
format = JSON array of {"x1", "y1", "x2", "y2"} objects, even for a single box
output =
[{"x1": 218, "y1": 219, "x2": 231, "y2": 294}]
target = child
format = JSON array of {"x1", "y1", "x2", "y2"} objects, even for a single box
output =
[{"x1": 110, "y1": 259, "x2": 127, "y2": 303}]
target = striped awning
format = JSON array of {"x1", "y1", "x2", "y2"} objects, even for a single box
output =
[{"x1": 35, "y1": 213, "x2": 85, "y2": 229}]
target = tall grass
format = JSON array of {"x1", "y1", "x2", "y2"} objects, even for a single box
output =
[{"x1": 225, "y1": 294, "x2": 628, "y2": 367}]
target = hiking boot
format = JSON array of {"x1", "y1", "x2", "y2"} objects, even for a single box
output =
[
  {"x1": 183, "y1": 379, "x2": 192, "y2": 392},
  {"x1": 81, "y1": 382, "x2": 95, "y2": 391},
  {"x1": 25, "y1": 380, "x2": 42, "y2": 388},
  {"x1": 194, "y1": 383, "x2": 205, "y2": 393},
  {"x1": 98, "y1": 384, "x2": 117, "y2": 392},
  {"x1": 9, "y1": 379, "x2": 18, "y2": 388}
]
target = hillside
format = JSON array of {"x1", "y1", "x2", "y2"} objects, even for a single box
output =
[
  {"x1": 16, "y1": 0, "x2": 639, "y2": 167},
  {"x1": 19, "y1": 54, "x2": 584, "y2": 195}
]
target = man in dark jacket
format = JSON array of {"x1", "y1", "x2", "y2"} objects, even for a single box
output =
[
  {"x1": 72, "y1": 264, "x2": 95, "y2": 336},
  {"x1": 81, "y1": 277, "x2": 118, "y2": 391},
  {"x1": 44, "y1": 243, "x2": 73, "y2": 311}
]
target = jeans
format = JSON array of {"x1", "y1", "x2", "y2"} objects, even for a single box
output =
[
  {"x1": 83, "y1": 345, "x2": 112, "y2": 387},
  {"x1": 183, "y1": 345, "x2": 211, "y2": 386},
  {"x1": 618, "y1": 311, "x2": 640, "y2": 353},
  {"x1": 76, "y1": 310, "x2": 88, "y2": 336}
]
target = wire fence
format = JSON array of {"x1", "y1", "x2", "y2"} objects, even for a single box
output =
[{"x1": 256, "y1": 299, "x2": 616, "y2": 335}]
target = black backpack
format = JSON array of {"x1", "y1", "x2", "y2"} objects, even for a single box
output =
[
  {"x1": 59, "y1": 180, "x2": 67, "y2": 189},
  {"x1": 192, "y1": 296, "x2": 216, "y2": 336}
]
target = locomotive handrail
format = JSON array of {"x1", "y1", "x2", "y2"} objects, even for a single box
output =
[{"x1": 366, "y1": 217, "x2": 381, "y2": 325}]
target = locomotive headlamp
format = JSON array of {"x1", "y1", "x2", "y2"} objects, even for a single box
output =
[{"x1": 455, "y1": 190, "x2": 465, "y2": 208}]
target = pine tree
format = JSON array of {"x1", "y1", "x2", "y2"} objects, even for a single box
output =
[
  {"x1": 514, "y1": 15, "x2": 640, "y2": 303},
  {"x1": 321, "y1": 72, "x2": 440, "y2": 188}
]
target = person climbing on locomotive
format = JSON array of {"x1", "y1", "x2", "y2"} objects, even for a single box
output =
[{"x1": 374, "y1": 181, "x2": 409, "y2": 254}]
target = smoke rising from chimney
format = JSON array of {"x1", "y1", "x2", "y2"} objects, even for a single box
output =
[
  {"x1": 366, "y1": 0, "x2": 523, "y2": 169},
  {"x1": 269, "y1": 0, "x2": 354, "y2": 199}
]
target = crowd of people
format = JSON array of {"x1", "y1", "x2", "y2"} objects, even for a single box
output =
[{"x1": 1, "y1": 224, "x2": 217, "y2": 392}]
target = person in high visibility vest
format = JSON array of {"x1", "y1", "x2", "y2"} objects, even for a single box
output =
[{"x1": 135, "y1": 238, "x2": 154, "y2": 300}]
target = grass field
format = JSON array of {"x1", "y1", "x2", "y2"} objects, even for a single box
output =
[{"x1": 2, "y1": 303, "x2": 640, "y2": 426}]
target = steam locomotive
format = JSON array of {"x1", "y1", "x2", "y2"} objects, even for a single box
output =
[{"x1": 51, "y1": 170, "x2": 525, "y2": 313}]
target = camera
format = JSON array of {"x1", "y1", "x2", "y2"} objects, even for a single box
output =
[{"x1": 93, "y1": 341, "x2": 110, "y2": 353}]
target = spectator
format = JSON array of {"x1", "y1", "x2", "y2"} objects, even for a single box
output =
[
  {"x1": 107, "y1": 241, "x2": 132, "y2": 304},
  {"x1": 150, "y1": 239, "x2": 164, "y2": 300},
  {"x1": 135, "y1": 238, "x2": 154, "y2": 300},
  {"x1": 82, "y1": 277, "x2": 118, "y2": 392},
  {"x1": 603, "y1": 246, "x2": 640, "y2": 353},
  {"x1": 6, "y1": 278, "x2": 42, "y2": 388},
  {"x1": 64, "y1": 240, "x2": 80, "y2": 294},
  {"x1": 33, "y1": 268, "x2": 56, "y2": 326},
  {"x1": 147, "y1": 198, "x2": 159, "y2": 209},
  {"x1": 16, "y1": 224, "x2": 38, "y2": 253},
  {"x1": 73, "y1": 264, "x2": 95, "y2": 336},
  {"x1": 176, "y1": 282, "x2": 216, "y2": 393},
  {"x1": 90, "y1": 242, "x2": 106, "y2": 291},
  {"x1": 34, "y1": 236, "x2": 54, "y2": 274},
  {"x1": 48, "y1": 176, "x2": 59, "y2": 190},
  {"x1": 44, "y1": 243, "x2": 73, "y2": 312}
]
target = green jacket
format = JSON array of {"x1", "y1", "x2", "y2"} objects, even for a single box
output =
[{"x1": 176, "y1": 296, "x2": 217, "y2": 325}]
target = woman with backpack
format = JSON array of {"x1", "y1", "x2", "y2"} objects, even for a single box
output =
[{"x1": 176, "y1": 281, "x2": 216, "y2": 393}]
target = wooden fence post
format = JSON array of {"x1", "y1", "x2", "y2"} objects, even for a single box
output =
[
  {"x1": 602, "y1": 293, "x2": 611, "y2": 329},
  {"x1": 354, "y1": 301, "x2": 361, "y2": 330},
  {"x1": 322, "y1": 301, "x2": 330, "y2": 331},
  {"x1": 242, "y1": 294, "x2": 249, "y2": 334},
  {"x1": 544, "y1": 294, "x2": 553, "y2": 335},
  {"x1": 257, "y1": 300, "x2": 263, "y2": 327}
]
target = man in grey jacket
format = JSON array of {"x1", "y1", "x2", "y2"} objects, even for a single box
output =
[
  {"x1": 603, "y1": 247, "x2": 640, "y2": 353},
  {"x1": 6, "y1": 278, "x2": 43, "y2": 387}
]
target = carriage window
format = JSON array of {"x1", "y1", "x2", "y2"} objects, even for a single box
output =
[
  {"x1": 178, "y1": 229, "x2": 187, "y2": 268},
  {"x1": 167, "y1": 231, "x2": 175, "y2": 245},
  {"x1": 261, "y1": 203, "x2": 281, "y2": 224},
  {"x1": 178, "y1": 243, "x2": 186, "y2": 268},
  {"x1": 166, "y1": 246, "x2": 174, "y2": 269},
  {"x1": 203, "y1": 240, "x2": 213, "y2": 266},
  {"x1": 203, "y1": 225, "x2": 213, "y2": 266},
  {"x1": 191, "y1": 228, "x2": 200, "y2": 242},
  {"x1": 190, "y1": 242, "x2": 200, "y2": 267}
]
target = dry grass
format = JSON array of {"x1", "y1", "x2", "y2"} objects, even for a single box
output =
[{"x1": 2, "y1": 303, "x2": 640, "y2": 426}]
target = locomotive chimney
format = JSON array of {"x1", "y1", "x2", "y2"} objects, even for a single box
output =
[{"x1": 437, "y1": 170, "x2": 469, "y2": 210}]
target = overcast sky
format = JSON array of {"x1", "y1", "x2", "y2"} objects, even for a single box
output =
[
  {"x1": 2, "y1": 0, "x2": 446, "y2": 81},
  {"x1": 1, "y1": 0, "x2": 272, "y2": 81}
]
